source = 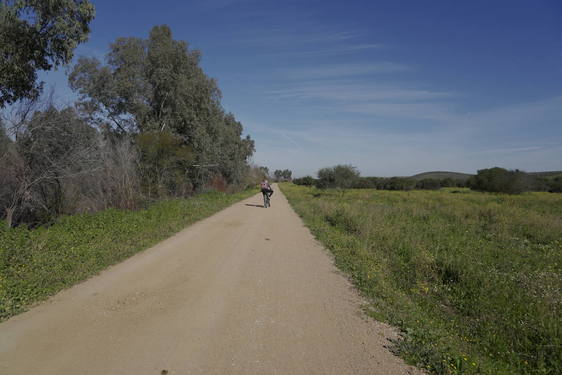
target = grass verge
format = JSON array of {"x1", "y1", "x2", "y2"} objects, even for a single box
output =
[
  {"x1": 0, "y1": 189, "x2": 257, "y2": 321},
  {"x1": 280, "y1": 183, "x2": 561, "y2": 375}
]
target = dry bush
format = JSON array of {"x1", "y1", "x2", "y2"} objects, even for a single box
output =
[
  {"x1": 208, "y1": 175, "x2": 227, "y2": 192},
  {"x1": 0, "y1": 101, "x2": 142, "y2": 226}
]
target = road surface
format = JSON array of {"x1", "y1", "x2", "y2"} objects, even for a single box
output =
[{"x1": 0, "y1": 186, "x2": 421, "y2": 375}]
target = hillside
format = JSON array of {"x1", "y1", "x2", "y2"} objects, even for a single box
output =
[{"x1": 409, "y1": 171, "x2": 474, "y2": 181}]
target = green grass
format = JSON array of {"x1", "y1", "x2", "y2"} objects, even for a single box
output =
[
  {"x1": 280, "y1": 184, "x2": 561, "y2": 375},
  {"x1": 0, "y1": 188, "x2": 257, "y2": 320}
]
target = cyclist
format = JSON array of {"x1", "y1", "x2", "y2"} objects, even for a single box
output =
[{"x1": 260, "y1": 179, "x2": 273, "y2": 207}]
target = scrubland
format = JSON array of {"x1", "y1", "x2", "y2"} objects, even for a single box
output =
[{"x1": 281, "y1": 184, "x2": 561, "y2": 375}]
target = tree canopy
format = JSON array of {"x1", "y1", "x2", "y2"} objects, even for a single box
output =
[
  {"x1": 0, "y1": 0, "x2": 95, "y2": 106},
  {"x1": 316, "y1": 165, "x2": 360, "y2": 189},
  {"x1": 69, "y1": 25, "x2": 254, "y2": 190}
]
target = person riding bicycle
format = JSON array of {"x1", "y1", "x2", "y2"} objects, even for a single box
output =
[{"x1": 260, "y1": 179, "x2": 273, "y2": 206}]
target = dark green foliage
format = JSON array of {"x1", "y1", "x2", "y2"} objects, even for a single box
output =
[
  {"x1": 547, "y1": 177, "x2": 562, "y2": 193},
  {"x1": 293, "y1": 176, "x2": 316, "y2": 186},
  {"x1": 351, "y1": 176, "x2": 467, "y2": 190},
  {"x1": 350, "y1": 176, "x2": 379, "y2": 189},
  {"x1": 0, "y1": 188, "x2": 257, "y2": 320},
  {"x1": 415, "y1": 178, "x2": 442, "y2": 190},
  {"x1": 379, "y1": 177, "x2": 416, "y2": 190},
  {"x1": 0, "y1": 0, "x2": 95, "y2": 106},
  {"x1": 351, "y1": 176, "x2": 416, "y2": 190},
  {"x1": 468, "y1": 167, "x2": 545, "y2": 194},
  {"x1": 316, "y1": 164, "x2": 360, "y2": 189},
  {"x1": 136, "y1": 131, "x2": 194, "y2": 198},
  {"x1": 441, "y1": 177, "x2": 467, "y2": 188}
]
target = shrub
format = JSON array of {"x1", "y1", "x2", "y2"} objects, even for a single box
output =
[
  {"x1": 293, "y1": 176, "x2": 316, "y2": 186},
  {"x1": 379, "y1": 177, "x2": 416, "y2": 191},
  {"x1": 468, "y1": 167, "x2": 541, "y2": 194},
  {"x1": 316, "y1": 164, "x2": 360, "y2": 189},
  {"x1": 547, "y1": 177, "x2": 562, "y2": 193},
  {"x1": 415, "y1": 178, "x2": 442, "y2": 190}
]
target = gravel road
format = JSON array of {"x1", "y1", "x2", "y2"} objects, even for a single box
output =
[{"x1": 0, "y1": 185, "x2": 421, "y2": 375}]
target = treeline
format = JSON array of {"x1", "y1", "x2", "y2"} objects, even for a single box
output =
[
  {"x1": 0, "y1": 25, "x2": 257, "y2": 228},
  {"x1": 468, "y1": 167, "x2": 562, "y2": 194},
  {"x1": 293, "y1": 165, "x2": 467, "y2": 191},
  {"x1": 273, "y1": 169, "x2": 292, "y2": 182},
  {"x1": 295, "y1": 176, "x2": 467, "y2": 190},
  {"x1": 294, "y1": 165, "x2": 562, "y2": 194}
]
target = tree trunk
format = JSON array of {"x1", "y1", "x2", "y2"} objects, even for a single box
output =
[{"x1": 5, "y1": 207, "x2": 14, "y2": 229}]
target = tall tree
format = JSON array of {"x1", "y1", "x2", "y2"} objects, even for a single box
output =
[
  {"x1": 0, "y1": 0, "x2": 95, "y2": 106},
  {"x1": 69, "y1": 25, "x2": 254, "y2": 191}
]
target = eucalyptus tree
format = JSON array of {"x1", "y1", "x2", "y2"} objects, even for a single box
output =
[
  {"x1": 69, "y1": 25, "x2": 254, "y2": 193},
  {"x1": 0, "y1": 0, "x2": 95, "y2": 106}
]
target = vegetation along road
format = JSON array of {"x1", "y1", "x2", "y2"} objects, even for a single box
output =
[{"x1": 0, "y1": 186, "x2": 421, "y2": 375}]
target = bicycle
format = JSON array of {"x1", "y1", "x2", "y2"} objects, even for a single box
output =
[{"x1": 263, "y1": 192, "x2": 271, "y2": 208}]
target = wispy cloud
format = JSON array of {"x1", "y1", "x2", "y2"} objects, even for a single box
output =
[
  {"x1": 197, "y1": 0, "x2": 256, "y2": 10},
  {"x1": 289, "y1": 43, "x2": 385, "y2": 58},
  {"x1": 344, "y1": 102, "x2": 454, "y2": 121},
  {"x1": 241, "y1": 30, "x2": 360, "y2": 47},
  {"x1": 266, "y1": 79, "x2": 455, "y2": 122},
  {"x1": 454, "y1": 95, "x2": 562, "y2": 132},
  {"x1": 268, "y1": 82, "x2": 452, "y2": 102},
  {"x1": 284, "y1": 62, "x2": 412, "y2": 79},
  {"x1": 249, "y1": 107, "x2": 562, "y2": 177},
  {"x1": 468, "y1": 144, "x2": 560, "y2": 155},
  {"x1": 281, "y1": 132, "x2": 301, "y2": 149}
]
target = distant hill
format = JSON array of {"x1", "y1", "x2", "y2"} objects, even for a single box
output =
[{"x1": 410, "y1": 171, "x2": 474, "y2": 181}]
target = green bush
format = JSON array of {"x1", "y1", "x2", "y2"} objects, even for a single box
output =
[
  {"x1": 547, "y1": 177, "x2": 562, "y2": 193},
  {"x1": 316, "y1": 164, "x2": 360, "y2": 189},
  {"x1": 293, "y1": 176, "x2": 316, "y2": 186},
  {"x1": 468, "y1": 167, "x2": 545, "y2": 194},
  {"x1": 415, "y1": 178, "x2": 442, "y2": 190}
]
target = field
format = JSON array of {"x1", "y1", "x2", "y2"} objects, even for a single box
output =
[
  {"x1": 280, "y1": 184, "x2": 561, "y2": 375},
  {"x1": 0, "y1": 188, "x2": 257, "y2": 321}
]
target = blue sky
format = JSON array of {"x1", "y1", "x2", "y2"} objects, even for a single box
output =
[{"x1": 40, "y1": 0, "x2": 562, "y2": 177}]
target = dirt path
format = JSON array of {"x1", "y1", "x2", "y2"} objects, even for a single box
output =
[{"x1": 0, "y1": 186, "x2": 421, "y2": 375}]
